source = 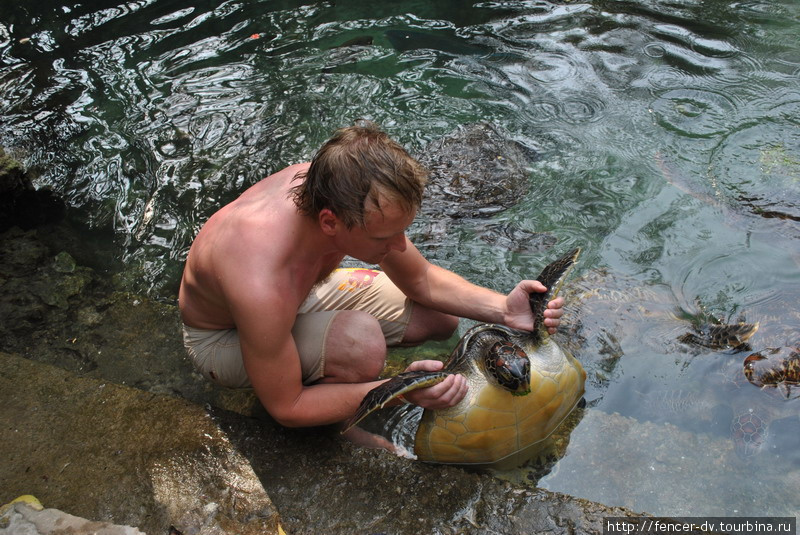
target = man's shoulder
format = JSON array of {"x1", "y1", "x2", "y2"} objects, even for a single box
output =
[
  {"x1": 268, "y1": 162, "x2": 310, "y2": 183},
  {"x1": 240, "y1": 162, "x2": 310, "y2": 204}
]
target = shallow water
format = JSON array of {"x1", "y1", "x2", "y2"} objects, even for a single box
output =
[{"x1": 2, "y1": 0, "x2": 799, "y2": 518}]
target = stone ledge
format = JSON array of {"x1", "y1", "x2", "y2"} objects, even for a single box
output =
[{"x1": 0, "y1": 352, "x2": 283, "y2": 535}]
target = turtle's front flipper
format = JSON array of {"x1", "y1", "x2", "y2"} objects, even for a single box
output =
[
  {"x1": 529, "y1": 248, "x2": 581, "y2": 335},
  {"x1": 341, "y1": 370, "x2": 448, "y2": 433},
  {"x1": 678, "y1": 322, "x2": 759, "y2": 350}
]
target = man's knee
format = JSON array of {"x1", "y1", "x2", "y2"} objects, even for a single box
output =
[{"x1": 324, "y1": 310, "x2": 387, "y2": 382}]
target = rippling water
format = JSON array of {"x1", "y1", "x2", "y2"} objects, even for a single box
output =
[{"x1": 2, "y1": 0, "x2": 799, "y2": 518}]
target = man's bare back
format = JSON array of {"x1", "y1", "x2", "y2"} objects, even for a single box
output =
[{"x1": 180, "y1": 162, "x2": 343, "y2": 330}]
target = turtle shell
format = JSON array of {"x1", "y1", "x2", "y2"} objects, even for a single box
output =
[
  {"x1": 413, "y1": 323, "x2": 586, "y2": 464},
  {"x1": 412, "y1": 248, "x2": 586, "y2": 465}
]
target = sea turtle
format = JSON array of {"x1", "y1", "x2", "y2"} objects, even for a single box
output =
[
  {"x1": 657, "y1": 149, "x2": 800, "y2": 232},
  {"x1": 724, "y1": 346, "x2": 800, "y2": 458},
  {"x1": 619, "y1": 338, "x2": 799, "y2": 461},
  {"x1": 415, "y1": 122, "x2": 539, "y2": 220},
  {"x1": 402, "y1": 123, "x2": 556, "y2": 272},
  {"x1": 343, "y1": 248, "x2": 586, "y2": 465},
  {"x1": 743, "y1": 346, "x2": 800, "y2": 395}
]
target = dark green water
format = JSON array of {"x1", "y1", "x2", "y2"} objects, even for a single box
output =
[{"x1": 2, "y1": 0, "x2": 799, "y2": 518}]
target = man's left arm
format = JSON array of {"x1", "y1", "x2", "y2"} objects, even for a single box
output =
[{"x1": 380, "y1": 238, "x2": 563, "y2": 332}]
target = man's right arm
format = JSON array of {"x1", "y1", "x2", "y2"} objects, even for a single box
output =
[
  {"x1": 231, "y1": 287, "x2": 469, "y2": 425},
  {"x1": 229, "y1": 285, "x2": 382, "y2": 427}
]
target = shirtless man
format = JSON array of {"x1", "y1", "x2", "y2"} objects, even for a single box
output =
[{"x1": 179, "y1": 122, "x2": 563, "y2": 444}]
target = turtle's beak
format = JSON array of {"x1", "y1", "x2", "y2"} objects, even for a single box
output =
[{"x1": 500, "y1": 358, "x2": 531, "y2": 396}]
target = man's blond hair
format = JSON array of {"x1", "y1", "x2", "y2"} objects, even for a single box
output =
[{"x1": 291, "y1": 121, "x2": 427, "y2": 228}]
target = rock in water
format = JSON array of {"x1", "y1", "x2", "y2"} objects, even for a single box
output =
[{"x1": 416, "y1": 122, "x2": 539, "y2": 219}]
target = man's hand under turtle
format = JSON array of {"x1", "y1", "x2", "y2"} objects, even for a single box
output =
[
  {"x1": 401, "y1": 360, "x2": 468, "y2": 409},
  {"x1": 504, "y1": 280, "x2": 564, "y2": 334}
]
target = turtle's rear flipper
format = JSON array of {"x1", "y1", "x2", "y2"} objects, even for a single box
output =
[
  {"x1": 341, "y1": 370, "x2": 448, "y2": 433},
  {"x1": 678, "y1": 322, "x2": 759, "y2": 350}
]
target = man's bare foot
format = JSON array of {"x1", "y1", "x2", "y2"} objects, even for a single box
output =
[{"x1": 340, "y1": 425, "x2": 416, "y2": 459}]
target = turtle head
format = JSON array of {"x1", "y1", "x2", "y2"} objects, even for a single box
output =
[{"x1": 484, "y1": 341, "x2": 531, "y2": 396}]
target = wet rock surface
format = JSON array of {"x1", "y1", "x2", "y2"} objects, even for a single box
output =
[
  {"x1": 0, "y1": 352, "x2": 282, "y2": 535},
  {"x1": 0, "y1": 226, "x2": 256, "y2": 414}
]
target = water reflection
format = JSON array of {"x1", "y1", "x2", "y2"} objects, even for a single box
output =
[{"x1": 2, "y1": 0, "x2": 799, "y2": 517}]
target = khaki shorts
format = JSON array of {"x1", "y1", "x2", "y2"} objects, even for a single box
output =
[{"x1": 182, "y1": 268, "x2": 413, "y2": 388}]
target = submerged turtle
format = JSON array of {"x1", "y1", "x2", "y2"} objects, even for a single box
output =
[
  {"x1": 343, "y1": 248, "x2": 586, "y2": 465},
  {"x1": 726, "y1": 346, "x2": 800, "y2": 458},
  {"x1": 623, "y1": 340, "x2": 799, "y2": 461},
  {"x1": 408, "y1": 123, "x2": 556, "y2": 261}
]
